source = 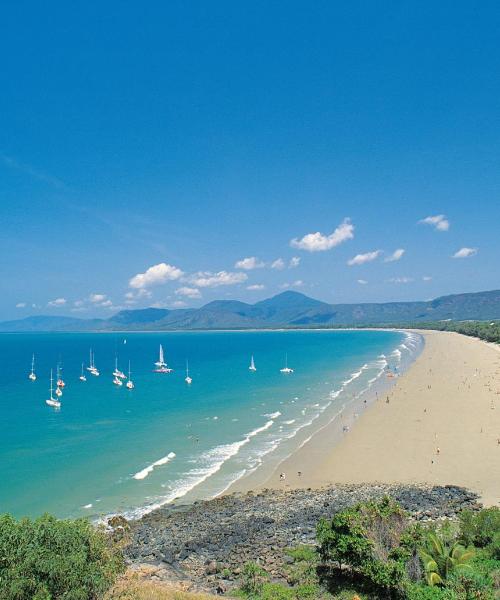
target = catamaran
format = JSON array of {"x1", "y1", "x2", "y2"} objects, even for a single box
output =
[
  {"x1": 249, "y1": 355, "x2": 256, "y2": 372},
  {"x1": 185, "y1": 360, "x2": 192, "y2": 384},
  {"x1": 153, "y1": 344, "x2": 173, "y2": 373},
  {"x1": 113, "y1": 357, "x2": 127, "y2": 379},
  {"x1": 280, "y1": 354, "x2": 294, "y2": 374},
  {"x1": 126, "y1": 361, "x2": 134, "y2": 389},
  {"x1": 112, "y1": 375, "x2": 123, "y2": 386},
  {"x1": 46, "y1": 369, "x2": 61, "y2": 408},
  {"x1": 79, "y1": 363, "x2": 87, "y2": 382},
  {"x1": 28, "y1": 354, "x2": 37, "y2": 381}
]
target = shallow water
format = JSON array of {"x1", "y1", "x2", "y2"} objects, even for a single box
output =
[{"x1": 0, "y1": 329, "x2": 421, "y2": 519}]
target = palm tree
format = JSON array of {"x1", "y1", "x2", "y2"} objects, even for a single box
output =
[{"x1": 419, "y1": 532, "x2": 475, "y2": 586}]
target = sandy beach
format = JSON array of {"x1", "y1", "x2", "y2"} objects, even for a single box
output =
[{"x1": 231, "y1": 331, "x2": 500, "y2": 506}]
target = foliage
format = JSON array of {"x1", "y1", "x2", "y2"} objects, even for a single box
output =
[
  {"x1": 418, "y1": 531, "x2": 475, "y2": 586},
  {"x1": 106, "y1": 577, "x2": 215, "y2": 599},
  {"x1": 459, "y1": 508, "x2": 500, "y2": 557},
  {"x1": 285, "y1": 545, "x2": 319, "y2": 586},
  {"x1": 0, "y1": 512, "x2": 124, "y2": 600},
  {"x1": 372, "y1": 320, "x2": 500, "y2": 344},
  {"x1": 240, "y1": 561, "x2": 269, "y2": 596},
  {"x1": 317, "y1": 497, "x2": 419, "y2": 596}
]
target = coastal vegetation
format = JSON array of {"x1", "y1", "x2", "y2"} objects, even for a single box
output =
[
  {"x1": 376, "y1": 320, "x2": 500, "y2": 345},
  {"x1": 1, "y1": 498, "x2": 498, "y2": 599}
]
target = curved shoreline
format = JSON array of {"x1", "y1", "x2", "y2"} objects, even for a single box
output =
[{"x1": 233, "y1": 330, "x2": 499, "y2": 507}]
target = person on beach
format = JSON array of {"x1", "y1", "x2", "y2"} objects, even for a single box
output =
[{"x1": 280, "y1": 472, "x2": 286, "y2": 481}]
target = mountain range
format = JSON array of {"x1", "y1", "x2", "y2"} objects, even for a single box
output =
[{"x1": 1, "y1": 289, "x2": 499, "y2": 332}]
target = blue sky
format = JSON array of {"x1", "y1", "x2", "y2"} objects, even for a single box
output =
[{"x1": 1, "y1": 1, "x2": 499, "y2": 319}]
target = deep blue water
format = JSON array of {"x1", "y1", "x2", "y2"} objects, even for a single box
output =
[{"x1": 0, "y1": 329, "x2": 421, "y2": 519}]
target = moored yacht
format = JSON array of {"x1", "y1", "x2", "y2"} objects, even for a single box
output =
[
  {"x1": 46, "y1": 369, "x2": 61, "y2": 408},
  {"x1": 79, "y1": 363, "x2": 87, "y2": 382},
  {"x1": 28, "y1": 354, "x2": 37, "y2": 381},
  {"x1": 185, "y1": 360, "x2": 192, "y2": 384},
  {"x1": 126, "y1": 361, "x2": 134, "y2": 389},
  {"x1": 249, "y1": 355, "x2": 256, "y2": 372},
  {"x1": 280, "y1": 354, "x2": 294, "y2": 374},
  {"x1": 113, "y1": 357, "x2": 127, "y2": 379}
]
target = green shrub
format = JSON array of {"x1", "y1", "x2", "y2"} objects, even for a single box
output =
[
  {"x1": 317, "y1": 496, "x2": 417, "y2": 596},
  {"x1": 0, "y1": 512, "x2": 124, "y2": 600},
  {"x1": 459, "y1": 508, "x2": 500, "y2": 558},
  {"x1": 240, "y1": 561, "x2": 269, "y2": 596},
  {"x1": 285, "y1": 545, "x2": 319, "y2": 586}
]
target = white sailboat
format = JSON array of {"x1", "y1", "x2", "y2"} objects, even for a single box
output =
[
  {"x1": 79, "y1": 363, "x2": 87, "y2": 382},
  {"x1": 112, "y1": 375, "x2": 123, "y2": 386},
  {"x1": 126, "y1": 361, "x2": 134, "y2": 389},
  {"x1": 87, "y1": 349, "x2": 94, "y2": 371},
  {"x1": 249, "y1": 355, "x2": 256, "y2": 372},
  {"x1": 280, "y1": 354, "x2": 294, "y2": 374},
  {"x1": 46, "y1": 369, "x2": 61, "y2": 408},
  {"x1": 56, "y1": 363, "x2": 65, "y2": 388},
  {"x1": 113, "y1": 357, "x2": 127, "y2": 379},
  {"x1": 90, "y1": 351, "x2": 100, "y2": 376},
  {"x1": 153, "y1": 344, "x2": 173, "y2": 373},
  {"x1": 185, "y1": 360, "x2": 192, "y2": 384},
  {"x1": 28, "y1": 354, "x2": 37, "y2": 381}
]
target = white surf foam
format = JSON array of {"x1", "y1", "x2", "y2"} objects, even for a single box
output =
[{"x1": 133, "y1": 452, "x2": 176, "y2": 480}]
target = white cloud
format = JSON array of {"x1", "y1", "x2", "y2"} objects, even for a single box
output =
[
  {"x1": 175, "y1": 286, "x2": 202, "y2": 299},
  {"x1": 89, "y1": 293, "x2": 106, "y2": 303},
  {"x1": 247, "y1": 284, "x2": 265, "y2": 291},
  {"x1": 357, "y1": 279, "x2": 368, "y2": 285},
  {"x1": 289, "y1": 256, "x2": 301, "y2": 268},
  {"x1": 384, "y1": 248, "x2": 405, "y2": 263},
  {"x1": 48, "y1": 297, "x2": 67, "y2": 307},
  {"x1": 129, "y1": 262, "x2": 183, "y2": 289},
  {"x1": 422, "y1": 276, "x2": 432, "y2": 281},
  {"x1": 271, "y1": 258, "x2": 285, "y2": 270},
  {"x1": 234, "y1": 256, "x2": 265, "y2": 270},
  {"x1": 280, "y1": 280, "x2": 304, "y2": 289},
  {"x1": 124, "y1": 292, "x2": 135, "y2": 299},
  {"x1": 100, "y1": 300, "x2": 113, "y2": 307},
  {"x1": 452, "y1": 247, "x2": 477, "y2": 259},
  {"x1": 388, "y1": 277, "x2": 414, "y2": 284},
  {"x1": 419, "y1": 214, "x2": 450, "y2": 231},
  {"x1": 171, "y1": 300, "x2": 187, "y2": 308},
  {"x1": 347, "y1": 250, "x2": 381, "y2": 266},
  {"x1": 290, "y1": 218, "x2": 354, "y2": 252},
  {"x1": 73, "y1": 300, "x2": 85, "y2": 307},
  {"x1": 15, "y1": 302, "x2": 27, "y2": 308},
  {"x1": 189, "y1": 270, "x2": 247, "y2": 288}
]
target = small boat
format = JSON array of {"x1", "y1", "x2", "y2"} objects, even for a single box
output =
[
  {"x1": 113, "y1": 376, "x2": 123, "y2": 386},
  {"x1": 153, "y1": 344, "x2": 173, "y2": 373},
  {"x1": 112, "y1": 357, "x2": 127, "y2": 379},
  {"x1": 79, "y1": 363, "x2": 87, "y2": 382},
  {"x1": 87, "y1": 349, "x2": 94, "y2": 371},
  {"x1": 249, "y1": 355, "x2": 256, "y2": 372},
  {"x1": 90, "y1": 351, "x2": 100, "y2": 376},
  {"x1": 126, "y1": 361, "x2": 134, "y2": 389},
  {"x1": 28, "y1": 353, "x2": 37, "y2": 381},
  {"x1": 56, "y1": 364, "x2": 65, "y2": 388},
  {"x1": 185, "y1": 360, "x2": 192, "y2": 384},
  {"x1": 280, "y1": 354, "x2": 294, "y2": 374},
  {"x1": 46, "y1": 369, "x2": 61, "y2": 408}
]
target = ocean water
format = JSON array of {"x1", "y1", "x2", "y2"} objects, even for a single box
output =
[{"x1": 0, "y1": 329, "x2": 422, "y2": 520}]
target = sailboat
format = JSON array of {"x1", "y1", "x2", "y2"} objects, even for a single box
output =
[
  {"x1": 280, "y1": 354, "x2": 294, "y2": 374},
  {"x1": 153, "y1": 344, "x2": 173, "y2": 373},
  {"x1": 126, "y1": 361, "x2": 134, "y2": 389},
  {"x1": 112, "y1": 374, "x2": 123, "y2": 386},
  {"x1": 185, "y1": 360, "x2": 192, "y2": 384},
  {"x1": 46, "y1": 369, "x2": 61, "y2": 408},
  {"x1": 79, "y1": 363, "x2": 87, "y2": 382},
  {"x1": 56, "y1": 363, "x2": 65, "y2": 387},
  {"x1": 89, "y1": 351, "x2": 100, "y2": 376},
  {"x1": 113, "y1": 357, "x2": 127, "y2": 379},
  {"x1": 249, "y1": 355, "x2": 256, "y2": 372},
  {"x1": 87, "y1": 349, "x2": 94, "y2": 371},
  {"x1": 28, "y1": 354, "x2": 37, "y2": 381}
]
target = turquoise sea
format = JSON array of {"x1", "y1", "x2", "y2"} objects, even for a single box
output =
[{"x1": 0, "y1": 330, "x2": 422, "y2": 520}]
